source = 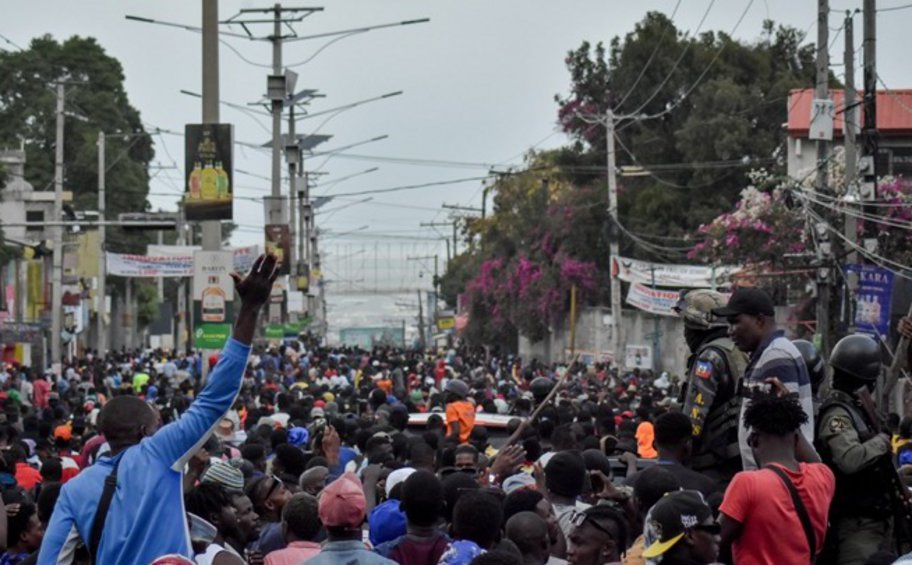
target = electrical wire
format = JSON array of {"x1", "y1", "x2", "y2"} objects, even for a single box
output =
[
  {"x1": 878, "y1": 2, "x2": 912, "y2": 12},
  {"x1": 621, "y1": 0, "x2": 756, "y2": 127},
  {"x1": 614, "y1": 0, "x2": 684, "y2": 112},
  {"x1": 621, "y1": 0, "x2": 718, "y2": 120},
  {"x1": 612, "y1": 134, "x2": 734, "y2": 189},
  {"x1": 326, "y1": 175, "x2": 490, "y2": 198}
]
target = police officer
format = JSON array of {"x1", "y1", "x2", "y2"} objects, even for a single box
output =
[
  {"x1": 817, "y1": 334, "x2": 894, "y2": 565},
  {"x1": 673, "y1": 289, "x2": 749, "y2": 483}
]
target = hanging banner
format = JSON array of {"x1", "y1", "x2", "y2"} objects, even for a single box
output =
[
  {"x1": 106, "y1": 253, "x2": 195, "y2": 278},
  {"x1": 844, "y1": 264, "x2": 895, "y2": 339},
  {"x1": 612, "y1": 256, "x2": 740, "y2": 289},
  {"x1": 149, "y1": 245, "x2": 259, "y2": 274},
  {"x1": 108, "y1": 246, "x2": 259, "y2": 277},
  {"x1": 625, "y1": 283, "x2": 681, "y2": 317},
  {"x1": 184, "y1": 123, "x2": 234, "y2": 221},
  {"x1": 264, "y1": 224, "x2": 291, "y2": 275}
]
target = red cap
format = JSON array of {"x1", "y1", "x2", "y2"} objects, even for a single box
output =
[
  {"x1": 54, "y1": 425, "x2": 72, "y2": 441},
  {"x1": 318, "y1": 472, "x2": 366, "y2": 528}
]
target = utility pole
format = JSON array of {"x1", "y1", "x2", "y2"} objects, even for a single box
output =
[
  {"x1": 201, "y1": 0, "x2": 221, "y2": 252},
  {"x1": 200, "y1": 0, "x2": 220, "y2": 379},
  {"x1": 96, "y1": 131, "x2": 106, "y2": 356},
  {"x1": 607, "y1": 110, "x2": 623, "y2": 367},
  {"x1": 270, "y1": 3, "x2": 283, "y2": 224},
  {"x1": 861, "y1": 0, "x2": 878, "y2": 211},
  {"x1": 844, "y1": 11, "x2": 858, "y2": 266},
  {"x1": 50, "y1": 82, "x2": 65, "y2": 372},
  {"x1": 814, "y1": 0, "x2": 831, "y2": 356},
  {"x1": 416, "y1": 289, "x2": 425, "y2": 350},
  {"x1": 844, "y1": 10, "x2": 860, "y2": 334}
]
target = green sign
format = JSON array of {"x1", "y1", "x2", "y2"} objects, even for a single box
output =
[
  {"x1": 264, "y1": 325, "x2": 284, "y2": 339},
  {"x1": 194, "y1": 323, "x2": 232, "y2": 349}
]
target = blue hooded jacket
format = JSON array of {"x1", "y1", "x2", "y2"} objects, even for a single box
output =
[{"x1": 38, "y1": 338, "x2": 250, "y2": 565}]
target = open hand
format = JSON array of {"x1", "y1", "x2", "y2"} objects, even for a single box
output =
[
  {"x1": 231, "y1": 254, "x2": 280, "y2": 311},
  {"x1": 490, "y1": 444, "x2": 526, "y2": 481}
]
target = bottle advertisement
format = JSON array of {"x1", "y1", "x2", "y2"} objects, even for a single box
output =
[
  {"x1": 264, "y1": 224, "x2": 291, "y2": 276},
  {"x1": 184, "y1": 123, "x2": 234, "y2": 221},
  {"x1": 192, "y1": 251, "x2": 235, "y2": 349}
]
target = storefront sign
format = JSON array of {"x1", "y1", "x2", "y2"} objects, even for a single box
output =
[{"x1": 844, "y1": 264, "x2": 895, "y2": 339}]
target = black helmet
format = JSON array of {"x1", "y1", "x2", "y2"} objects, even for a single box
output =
[
  {"x1": 530, "y1": 377, "x2": 553, "y2": 401},
  {"x1": 829, "y1": 334, "x2": 882, "y2": 382},
  {"x1": 792, "y1": 339, "x2": 826, "y2": 393}
]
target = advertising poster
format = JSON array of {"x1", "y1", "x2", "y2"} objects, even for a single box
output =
[
  {"x1": 844, "y1": 264, "x2": 895, "y2": 339},
  {"x1": 625, "y1": 345, "x2": 653, "y2": 370},
  {"x1": 193, "y1": 251, "x2": 234, "y2": 326},
  {"x1": 264, "y1": 224, "x2": 291, "y2": 275},
  {"x1": 184, "y1": 123, "x2": 233, "y2": 221}
]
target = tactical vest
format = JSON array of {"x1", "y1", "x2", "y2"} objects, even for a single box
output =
[
  {"x1": 816, "y1": 390, "x2": 893, "y2": 519},
  {"x1": 690, "y1": 337, "x2": 749, "y2": 473}
]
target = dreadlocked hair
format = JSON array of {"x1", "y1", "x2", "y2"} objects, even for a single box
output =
[{"x1": 744, "y1": 391, "x2": 808, "y2": 436}]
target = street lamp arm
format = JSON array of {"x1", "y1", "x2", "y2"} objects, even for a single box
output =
[
  {"x1": 283, "y1": 18, "x2": 430, "y2": 43},
  {"x1": 124, "y1": 15, "x2": 252, "y2": 40},
  {"x1": 296, "y1": 92, "x2": 403, "y2": 122}
]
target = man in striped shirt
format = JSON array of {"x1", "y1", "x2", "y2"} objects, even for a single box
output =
[{"x1": 712, "y1": 287, "x2": 816, "y2": 470}]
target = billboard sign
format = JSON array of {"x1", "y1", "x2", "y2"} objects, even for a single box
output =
[
  {"x1": 184, "y1": 123, "x2": 233, "y2": 221},
  {"x1": 264, "y1": 224, "x2": 291, "y2": 275}
]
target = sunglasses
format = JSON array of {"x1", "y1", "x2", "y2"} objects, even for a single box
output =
[
  {"x1": 262, "y1": 475, "x2": 284, "y2": 503},
  {"x1": 692, "y1": 523, "x2": 721, "y2": 535},
  {"x1": 570, "y1": 511, "x2": 616, "y2": 540}
]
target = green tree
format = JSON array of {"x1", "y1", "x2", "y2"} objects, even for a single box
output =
[
  {"x1": 557, "y1": 15, "x2": 819, "y2": 248},
  {"x1": 0, "y1": 35, "x2": 155, "y2": 254}
]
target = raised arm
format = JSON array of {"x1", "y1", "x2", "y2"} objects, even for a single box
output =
[{"x1": 145, "y1": 254, "x2": 279, "y2": 469}]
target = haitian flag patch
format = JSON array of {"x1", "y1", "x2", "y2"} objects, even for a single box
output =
[{"x1": 695, "y1": 361, "x2": 713, "y2": 379}]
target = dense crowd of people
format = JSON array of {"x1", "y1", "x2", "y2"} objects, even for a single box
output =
[{"x1": 0, "y1": 255, "x2": 909, "y2": 564}]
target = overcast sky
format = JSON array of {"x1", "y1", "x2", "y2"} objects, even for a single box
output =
[{"x1": 4, "y1": 0, "x2": 911, "y2": 332}]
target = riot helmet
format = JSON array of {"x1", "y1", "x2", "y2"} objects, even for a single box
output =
[
  {"x1": 829, "y1": 334, "x2": 882, "y2": 383},
  {"x1": 530, "y1": 377, "x2": 553, "y2": 402},
  {"x1": 673, "y1": 289, "x2": 729, "y2": 331},
  {"x1": 792, "y1": 339, "x2": 826, "y2": 394}
]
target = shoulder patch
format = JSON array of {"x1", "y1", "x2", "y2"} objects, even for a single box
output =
[
  {"x1": 828, "y1": 415, "x2": 852, "y2": 434},
  {"x1": 694, "y1": 361, "x2": 713, "y2": 379}
]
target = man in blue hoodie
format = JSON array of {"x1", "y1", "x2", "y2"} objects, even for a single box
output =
[{"x1": 38, "y1": 253, "x2": 279, "y2": 565}]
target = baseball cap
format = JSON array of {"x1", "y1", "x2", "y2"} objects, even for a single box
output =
[
  {"x1": 502, "y1": 472, "x2": 537, "y2": 495},
  {"x1": 711, "y1": 287, "x2": 775, "y2": 318},
  {"x1": 319, "y1": 472, "x2": 366, "y2": 528},
  {"x1": 53, "y1": 425, "x2": 72, "y2": 442},
  {"x1": 385, "y1": 467, "x2": 416, "y2": 498},
  {"x1": 642, "y1": 490, "x2": 715, "y2": 558},
  {"x1": 368, "y1": 498, "x2": 407, "y2": 546}
]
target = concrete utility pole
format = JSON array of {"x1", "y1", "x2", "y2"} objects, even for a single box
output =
[
  {"x1": 814, "y1": 0, "x2": 831, "y2": 356},
  {"x1": 50, "y1": 82, "x2": 65, "y2": 371},
  {"x1": 416, "y1": 289, "x2": 425, "y2": 349},
  {"x1": 844, "y1": 11, "x2": 858, "y2": 267},
  {"x1": 862, "y1": 0, "x2": 878, "y2": 208},
  {"x1": 270, "y1": 3, "x2": 283, "y2": 221},
  {"x1": 96, "y1": 131, "x2": 106, "y2": 356},
  {"x1": 201, "y1": 0, "x2": 221, "y2": 252},
  {"x1": 607, "y1": 111, "x2": 623, "y2": 366}
]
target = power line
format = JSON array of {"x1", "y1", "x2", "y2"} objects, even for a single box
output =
[
  {"x1": 878, "y1": 2, "x2": 912, "y2": 12},
  {"x1": 622, "y1": 0, "x2": 718, "y2": 119},
  {"x1": 614, "y1": 0, "x2": 684, "y2": 112},
  {"x1": 622, "y1": 0, "x2": 756, "y2": 127},
  {"x1": 327, "y1": 175, "x2": 490, "y2": 198}
]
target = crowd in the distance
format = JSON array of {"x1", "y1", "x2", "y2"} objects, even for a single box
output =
[{"x1": 0, "y1": 256, "x2": 909, "y2": 565}]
